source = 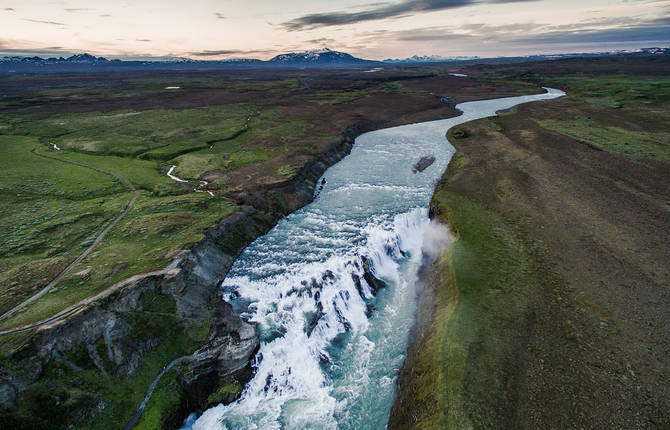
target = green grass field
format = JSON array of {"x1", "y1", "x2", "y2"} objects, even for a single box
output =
[
  {"x1": 542, "y1": 75, "x2": 670, "y2": 107},
  {"x1": 0, "y1": 135, "x2": 130, "y2": 315},
  {"x1": 392, "y1": 173, "x2": 547, "y2": 428},
  {"x1": 0, "y1": 103, "x2": 254, "y2": 327},
  {"x1": 4, "y1": 104, "x2": 252, "y2": 157},
  {"x1": 537, "y1": 117, "x2": 670, "y2": 161},
  {"x1": 536, "y1": 75, "x2": 670, "y2": 162}
]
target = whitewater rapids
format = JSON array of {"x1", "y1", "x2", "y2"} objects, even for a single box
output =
[{"x1": 182, "y1": 88, "x2": 565, "y2": 430}]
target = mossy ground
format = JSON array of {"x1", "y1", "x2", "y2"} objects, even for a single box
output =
[
  {"x1": 474, "y1": 73, "x2": 670, "y2": 163},
  {"x1": 536, "y1": 117, "x2": 670, "y2": 161},
  {"x1": 392, "y1": 167, "x2": 548, "y2": 428}
]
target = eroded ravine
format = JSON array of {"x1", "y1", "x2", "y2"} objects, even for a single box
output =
[{"x1": 183, "y1": 88, "x2": 565, "y2": 430}]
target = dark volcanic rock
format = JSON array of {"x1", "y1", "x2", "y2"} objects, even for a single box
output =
[
  {"x1": 361, "y1": 256, "x2": 387, "y2": 293},
  {"x1": 412, "y1": 155, "x2": 436, "y2": 173},
  {"x1": 177, "y1": 301, "x2": 258, "y2": 418}
]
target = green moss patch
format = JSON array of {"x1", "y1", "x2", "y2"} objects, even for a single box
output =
[
  {"x1": 207, "y1": 383, "x2": 243, "y2": 406},
  {"x1": 537, "y1": 117, "x2": 670, "y2": 161},
  {"x1": 393, "y1": 159, "x2": 546, "y2": 429}
]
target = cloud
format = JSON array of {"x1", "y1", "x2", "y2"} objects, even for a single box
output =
[
  {"x1": 509, "y1": 18, "x2": 670, "y2": 45},
  {"x1": 23, "y1": 18, "x2": 66, "y2": 26},
  {"x1": 187, "y1": 48, "x2": 277, "y2": 57},
  {"x1": 355, "y1": 13, "x2": 670, "y2": 58},
  {"x1": 0, "y1": 44, "x2": 75, "y2": 58},
  {"x1": 136, "y1": 39, "x2": 152, "y2": 42},
  {"x1": 99, "y1": 14, "x2": 112, "y2": 18},
  {"x1": 189, "y1": 49, "x2": 242, "y2": 56},
  {"x1": 303, "y1": 37, "x2": 337, "y2": 45},
  {"x1": 215, "y1": 12, "x2": 226, "y2": 19},
  {"x1": 281, "y1": 0, "x2": 539, "y2": 31},
  {"x1": 4, "y1": 8, "x2": 14, "y2": 11},
  {"x1": 65, "y1": 8, "x2": 93, "y2": 12}
]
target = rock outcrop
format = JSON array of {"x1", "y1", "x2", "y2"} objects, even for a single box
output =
[{"x1": 412, "y1": 155, "x2": 436, "y2": 173}]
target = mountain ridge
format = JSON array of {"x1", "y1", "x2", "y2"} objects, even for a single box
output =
[{"x1": 1, "y1": 47, "x2": 667, "y2": 72}]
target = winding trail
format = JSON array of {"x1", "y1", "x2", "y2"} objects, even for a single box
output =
[
  {"x1": 123, "y1": 352, "x2": 203, "y2": 430},
  {"x1": 123, "y1": 354, "x2": 250, "y2": 430},
  {"x1": 0, "y1": 148, "x2": 139, "y2": 324},
  {"x1": 0, "y1": 259, "x2": 181, "y2": 336}
]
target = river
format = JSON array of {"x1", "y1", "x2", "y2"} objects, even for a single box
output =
[{"x1": 182, "y1": 87, "x2": 565, "y2": 430}]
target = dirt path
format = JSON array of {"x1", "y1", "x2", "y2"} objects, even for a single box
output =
[
  {"x1": 0, "y1": 258, "x2": 181, "y2": 336},
  {"x1": 0, "y1": 148, "x2": 139, "y2": 323},
  {"x1": 122, "y1": 352, "x2": 203, "y2": 430}
]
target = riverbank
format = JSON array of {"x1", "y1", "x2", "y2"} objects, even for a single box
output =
[{"x1": 390, "y1": 72, "x2": 669, "y2": 428}]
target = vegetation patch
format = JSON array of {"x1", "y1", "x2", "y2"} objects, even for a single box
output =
[
  {"x1": 452, "y1": 129, "x2": 470, "y2": 139},
  {"x1": 206, "y1": 383, "x2": 243, "y2": 406},
  {"x1": 2, "y1": 308, "x2": 203, "y2": 430},
  {"x1": 392, "y1": 157, "x2": 547, "y2": 429},
  {"x1": 275, "y1": 164, "x2": 298, "y2": 178},
  {"x1": 537, "y1": 117, "x2": 670, "y2": 161}
]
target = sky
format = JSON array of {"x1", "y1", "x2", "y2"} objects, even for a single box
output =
[{"x1": 1, "y1": 0, "x2": 669, "y2": 60}]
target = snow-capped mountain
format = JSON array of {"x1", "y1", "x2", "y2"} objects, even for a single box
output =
[
  {"x1": 383, "y1": 55, "x2": 479, "y2": 63},
  {"x1": 0, "y1": 53, "x2": 112, "y2": 65},
  {"x1": 268, "y1": 48, "x2": 373, "y2": 66}
]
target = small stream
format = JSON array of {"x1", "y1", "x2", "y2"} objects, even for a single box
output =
[{"x1": 183, "y1": 88, "x2": 565, "y2": 430}]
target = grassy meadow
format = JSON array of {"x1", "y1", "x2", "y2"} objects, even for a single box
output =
[{"x1": 0, "y1": 92, "x2": 270, "y2": 329}]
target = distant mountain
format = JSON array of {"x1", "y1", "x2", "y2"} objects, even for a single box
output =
[
  {"x1": 0, "y1": 53, "x2": 114, "y2": 65},
  {"x1": 0, "y1": 49, "x2": 372, "y2": 72},
  {"x1": 219, "y1": 58, "x2": 263, "y2": 64},
  {"x1": 0, "y1": 53, "x2": 124, "y2": 72},
  {"x1": 383, "y1": 48, "x2": 670, "y2": 64},
  {"x1": 63, "y1": 53, "x2": 110, "y2": 63},
  {"x1": 383, "y1": 55, "x2": 478, "y2": 63},
  {"x1": 269, "y1": 48, "x2": 375, "y2": 66}
]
